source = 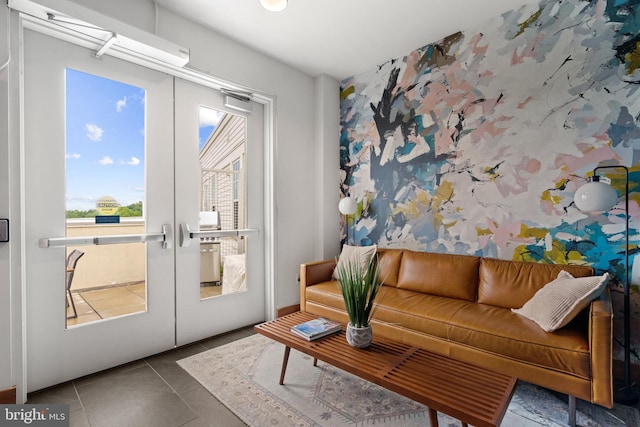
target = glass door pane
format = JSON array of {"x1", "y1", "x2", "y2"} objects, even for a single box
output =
[
  {"x1": 65, "y1": 69, "x2": 147, "y2": 327},
  {"x1": 198, "y1": 106, "x2": 247, "y2": 299}
]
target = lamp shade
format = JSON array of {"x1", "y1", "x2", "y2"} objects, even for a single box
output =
[
  {"x1": 338, "y1": 197, "x2": 357, "y2": 215},
  {"x1": 574, "y1": 176, "x2": 619, "y2": 213},
  {"x1": 260, "y1": 0, "x2": 287, "y2": 12}
]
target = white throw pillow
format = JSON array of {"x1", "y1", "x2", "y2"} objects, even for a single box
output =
[
  {"x1": 512, "y1": 270, "x2": 609, "y2": 332},
  {"x1": 333, "y1": 244, "x2": 377, "y2": 280}
]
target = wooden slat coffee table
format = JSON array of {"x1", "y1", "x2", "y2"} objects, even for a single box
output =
[{"x1": 255, "y1": 311, "x2": 516, "y2": 427}]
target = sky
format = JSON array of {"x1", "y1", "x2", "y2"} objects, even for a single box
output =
[
  {"x1": 65, "y1": 69, "x2": 222, "y2": 212},
  {"x1": 199, "y1": 106, "x2": 223, "y2": 150},
  {"x1": 65, "y1": 68, "x2": 145, "y2": 212}
]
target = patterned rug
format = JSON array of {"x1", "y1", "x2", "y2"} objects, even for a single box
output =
[{"x1": 178, "y1": 334, "x2": 640, "y2": 427}]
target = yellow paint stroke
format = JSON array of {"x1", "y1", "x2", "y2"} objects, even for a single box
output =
[
  {"x1": 541, "y1": 189, "x2": 561, "y2": 205},
  {"x1": 476, "y1": 226, "x2": 493, "y2": 236},
  {"x1": 432, "y1": 181, "x2": 456, "y2": 227},
  {"x1": 625, "y1": 41, "x2": 640, "y2": 75},
  {"x1": 516, "y1": 8, "x2": 542, "y2": 37},
  {"x1": 518, "y1": 224, "x2": 547, "y2": 240},
  {"x1": 433, "y1": 181, "x2": 455, "y2": 207},
  {"x1": 604, "y1": 168, "x2": 634, "y2": 196},
  {"x1": 340, "y1": 85, "x2": 355, "y2": 100},
  {"x1": 357, "y1": 192, "x2": 373, "y2": 218},
  {"x1": 513, "y1": 231, "x2": 587, "y2": 265},
  {"x1": 391, "y1": 183, "x2": 458, "y2": 229},
  {"x1": 392, "y1": 190, "x2": 430, "y2": 219},
  {"x1": 483, "y1": 165, "x2": 500, "y2": 181},
  {"x1": 513, "y1": 241, "x2": 571, "y2": 264}
]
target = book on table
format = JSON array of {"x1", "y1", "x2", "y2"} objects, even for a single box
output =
[{"x1": 290, "y1": 317, "x2": 342, "y2": 341}]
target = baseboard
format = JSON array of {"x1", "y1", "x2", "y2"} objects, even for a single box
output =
[
  {"x1": 0, "y1": 386, "x2": 16, "y2": 404},
  {"x1": 277, "y1": 304, "x2": 300, "y2": 318}
]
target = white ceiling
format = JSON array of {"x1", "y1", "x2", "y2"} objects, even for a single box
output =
[{"x1": 155, "y1": 0, "x2": 540, "y2": 81}]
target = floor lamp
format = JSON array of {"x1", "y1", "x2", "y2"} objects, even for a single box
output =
[
  {"x1": 339, "y1": 196, "x2": 357, "y2": 245},
  {"x1": 574, "y1": 165, "x2": 639, "y2": 405}
]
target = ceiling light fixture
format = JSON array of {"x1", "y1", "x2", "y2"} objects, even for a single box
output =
[{"x1": 260, "y1": 0, "x2": 287, "y2": 12}]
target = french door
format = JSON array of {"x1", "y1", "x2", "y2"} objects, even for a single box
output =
[
  {"x1": 174, "y1": 78, "x2": 265, "y2": 345},
  {"x1": 23, "y1": 29, "x2": 266, "y2": 392}
]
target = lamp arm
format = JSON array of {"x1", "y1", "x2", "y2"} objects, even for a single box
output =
[
  {"x1": 593, "y1": 166, "x2": 629, "y2": 287},
  {"x1": 593, "y1": 165, "x2": 634, "y2": 393}
]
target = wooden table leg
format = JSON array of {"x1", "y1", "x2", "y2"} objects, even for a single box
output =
[
  {"x1": 313, "y1": 358, "x2": 318, "y2": 367},
  {"x1": 428, "y1": 408, "x2": 438, "y2": 427},
  {"x1": 279, "y1": 346, "x2": 291, "y2": 385},
  {"x1": 428, "y1": 408, "x2": 468, "y2": 427}
]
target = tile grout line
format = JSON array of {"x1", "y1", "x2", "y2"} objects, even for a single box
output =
[
  {"x1": 75, "y1": 293, "x2": 104, "y2": 320},
  {"x1": 142, "y1": 346, "x2": 209, "y2": 426},
  {"x1": 70, "y1": 381, "x2": 92, "y2": 426},
  {"x1": 71, "y1": 283, "x2": 146, "y2": 324}
]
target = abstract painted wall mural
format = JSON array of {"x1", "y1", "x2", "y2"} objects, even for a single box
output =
[{"x1": 339, "y1": 0, "x2": 640, "y2": 365}]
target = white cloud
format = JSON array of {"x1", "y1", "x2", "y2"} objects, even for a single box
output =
[
  {"x1": 98, "y1": 156, "x2": 113, "y2": 165},
  {"x1": 116, "y1": 96, "x2": 127, "y2": 112},
  {"x1": 66, "y1": 153, "x2": 81, "y2": 159},
  {"x1": 199, "y1": 107, "x2": 225, "y2": 128},
  {"x1": 124, "y1": 157, "x2": 140, "y2": 166},
  {"x1": 86, "y1": 123, "x2": 104, "y2": 141}
]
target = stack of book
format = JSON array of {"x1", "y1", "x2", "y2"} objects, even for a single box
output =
[{"x1": 290, "y1": 317, "x2": 342, "y2": 341}]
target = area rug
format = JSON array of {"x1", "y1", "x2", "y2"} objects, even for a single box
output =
[{"x1": 178, "y1": 334, "x2": 639, "y2": 427}]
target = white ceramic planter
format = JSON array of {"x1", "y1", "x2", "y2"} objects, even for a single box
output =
[{"x1": 346, "y1": 323, "x2": 372, "y2": 348}]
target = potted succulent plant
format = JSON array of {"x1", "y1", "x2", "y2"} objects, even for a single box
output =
[{"x1": 335, "y1": 255, "x2": 383, "y2": 348}]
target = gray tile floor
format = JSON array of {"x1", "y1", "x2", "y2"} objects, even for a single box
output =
[{"x1": 27, "y1": 326, "x2": 255, "y2": 427}]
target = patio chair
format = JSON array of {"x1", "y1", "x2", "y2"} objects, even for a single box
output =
[{"x1": 66, "y1": 249, "x2": 84, "y2": 319}]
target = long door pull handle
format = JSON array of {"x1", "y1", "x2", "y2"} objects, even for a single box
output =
[
  {"x1": 39, "y1": 224, "x2": 173, "y2": 249},
  {"x1": 179, "y1": 223, "x2": 258, "y2": 247}
]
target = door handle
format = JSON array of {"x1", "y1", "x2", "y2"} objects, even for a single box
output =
[
  {"x1": 179, "y1": 223, "x2": 258, "y2": 247},
  {"x1": 39, "y1": 224, "x2": 173, "y2": 249}
]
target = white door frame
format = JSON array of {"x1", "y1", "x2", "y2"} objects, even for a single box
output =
[{"x1": 10, "y1": 10, "x2": 277, "y2": 402}]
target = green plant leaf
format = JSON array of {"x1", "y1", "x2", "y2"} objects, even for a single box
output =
[{"x1": 335, "y1": 253, "x2": 383, "y2": 328}]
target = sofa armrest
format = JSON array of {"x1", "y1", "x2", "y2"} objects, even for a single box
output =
[
  {"x1": 299, "y1": 259, "x2": 336, "y2": 312},
  {"x1": 589, "y1": 287, "x2": 614, "y2": 407}
]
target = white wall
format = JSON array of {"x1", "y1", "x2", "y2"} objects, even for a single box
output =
[
  {"x1": 315, "y1": 75, "x2": 341, "y2": 260},
  {"x1": 0, "y1": 4, "x2": 13, "y2": 394},
  {"x1": 155, "y1": 8, "x2": 322, "y2": 306},
  {"x1": 0, "y1": 0, "x2": 339, "y2": 400}
]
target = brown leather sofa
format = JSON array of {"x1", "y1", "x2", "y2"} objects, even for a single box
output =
[{"x1": 299, "y1": 248, "x2": 613, "y2": 410}]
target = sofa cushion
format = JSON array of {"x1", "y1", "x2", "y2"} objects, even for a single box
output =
[
  {"x1": 397, "y1": 251, "x2": 480, "y2": 302},
  {"x1": 478, "y1": 258, "x2": 595, "y2": 309},
  {"x1": 332, "y1": 244, "x2": 377, "y2": 279},
  {"x1": 304, "y1": 280, "x2": 472, "y2": 341},
  {"x1": 512, "y1": 271, "x2": 609, "y2": 332},
  {"x1": 448, "y1": 303, "x2": 591, "y2": 379},
  {"x1": 373, "y1": 286, "x2": 474, "y2": 340},
  {"x1": 376, "y1": 248, "x2": 404, "y2": 287},
  {"x1": 304, "y1": 280, "x2": 343, "y2": 307}
]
